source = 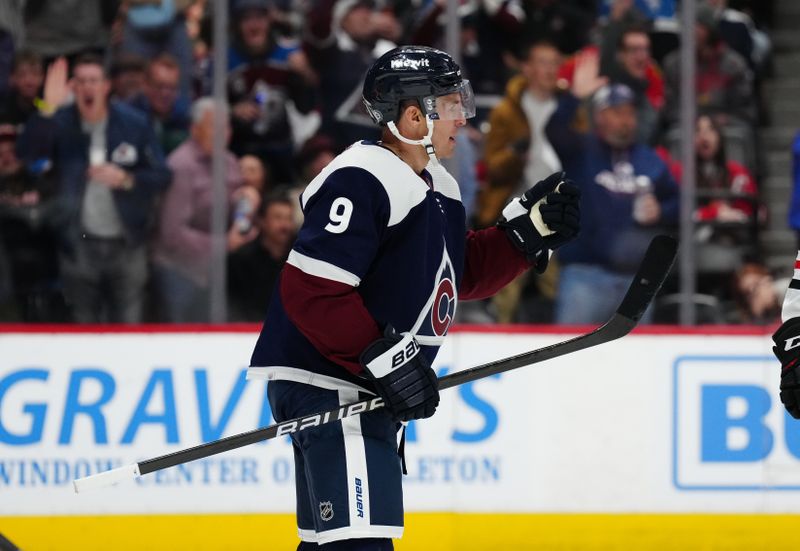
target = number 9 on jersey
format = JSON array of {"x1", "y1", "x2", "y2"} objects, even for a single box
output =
[{"x1": 325, "y1": 197, "x2": 353, "y2": 234}]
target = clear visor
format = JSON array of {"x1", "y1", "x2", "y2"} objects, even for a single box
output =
[{"x1": 426, "y1": 80, "x2": 476, "y2": 121}]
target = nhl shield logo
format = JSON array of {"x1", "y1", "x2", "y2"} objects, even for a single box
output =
[{"x1": 319, "y1": 501, "x2": 334, "y2": 522}]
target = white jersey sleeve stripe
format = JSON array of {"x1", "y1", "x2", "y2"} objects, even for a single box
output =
[
  {"x1": 287, "y1": 250, "x2": 361, "y2": 287},
  {"x1": 782, "y1": 251, "x2": 800, "y2": 321}
]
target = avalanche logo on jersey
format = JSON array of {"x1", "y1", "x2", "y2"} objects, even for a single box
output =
[{"x1": 411, "y1": 243, "x2": 458, "y2": 346}]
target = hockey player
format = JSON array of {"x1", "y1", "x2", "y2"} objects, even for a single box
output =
[
  {"x1": 248, "y1": 45, "x2": 581, "y2": 550},
  {"x1": 772, "y1": 252, "x2": 800, "y2": 419}
]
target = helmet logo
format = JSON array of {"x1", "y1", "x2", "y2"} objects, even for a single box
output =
[
  {"x1": 364, "y1": 100, "x2": 383, "y2": 122},
  {"x1": 390, "y1": 58, "x2": 430, "y2": 70}
]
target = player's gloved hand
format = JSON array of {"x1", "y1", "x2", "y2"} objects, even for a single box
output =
[
  {"x1": 497, "y1": 171, "x2": 581, "y2": 266},
  {"x1": 772, "y1": 317, "x2": 800, "y2": 419},
  {"x1": 360, "y1": 326, "x2": 440, "y2": 422}
]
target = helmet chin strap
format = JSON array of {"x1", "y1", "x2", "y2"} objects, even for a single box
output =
[{"x1": 387, "y1": 117, "x2": 439, "y2": 165}]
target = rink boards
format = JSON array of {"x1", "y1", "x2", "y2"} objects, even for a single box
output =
[{"x1": 0, "y1": 324, "x2": 797, "y2": 550}]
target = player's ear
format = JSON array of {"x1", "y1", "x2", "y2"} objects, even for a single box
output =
[
  {"x1": 398, "y1": 101, "x2": 423, "y2": 126},
  {"x1": 409, "y1": 105, "x2": 423, "y2": 124}
]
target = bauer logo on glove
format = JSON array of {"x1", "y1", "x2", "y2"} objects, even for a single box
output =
[
  {"x1": 391, "y1": 338, "x2": 420, "y2": 368},
  {"x1": 360, "y1": 326, "x2": 440, "y2": 422},
  {"x1": 497, "y1": 171, "x2": 581, "y2": 265}
]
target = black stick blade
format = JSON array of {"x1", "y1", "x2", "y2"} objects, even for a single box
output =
[{"x1": 616, "y1": 235, "x2": 678, "y2": 322}]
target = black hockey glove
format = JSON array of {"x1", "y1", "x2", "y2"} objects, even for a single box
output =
[
  {"x1": 497, "y1": 171, "x2": 581, "y2": 269},
  {"x1": 772, "y1": 317, "x2": 800, "y2": 419},
  {"x1": 360, "y1": 326, "x2": 440, "y2": 422}
]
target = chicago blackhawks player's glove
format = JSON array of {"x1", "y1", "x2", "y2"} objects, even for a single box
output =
[
  {"x1": 497, "y1": 171, "x2": 581, "y2": 271},
  {"x1": 772, "y1": 317, "x2": 800, "y2": 419},
  {"x1": 360, "y1": 326, "x2": 439, "y2": 422}
]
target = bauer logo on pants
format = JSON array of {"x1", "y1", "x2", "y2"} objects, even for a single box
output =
[{"x1": 319, "y1": 501, "x2": 334, "y2": 521}]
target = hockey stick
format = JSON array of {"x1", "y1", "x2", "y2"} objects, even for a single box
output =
[{"x1": 73, "y1": 235, "x2": 677, "y2": 493}]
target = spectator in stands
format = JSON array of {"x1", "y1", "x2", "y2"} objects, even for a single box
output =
[
  {"x1": 481, "y1": 40, "x2": 564, "y2": 322},
  {"x1": 152, "y1": 98, "x2": 250, "y2": 322},
  {"x1": 240, "y1": 154, "x2": 269, "y2": 194},
  {"x1": 304, "y1": 0, "x2": 398, "y2": 149},
  {"x1": 110, "y1": 52, "x2": 147, "y2": 102},
  {"x1": 0, "y1": 126, "x2": 24, "y2": 188},
  {"x1": 666, "y1": 114, "x2": 758, "y2": 225},
  {"x1": 705, "y1": 0, "x2": 771, "y2": 128},
  {"x1": 228, "y1": 0, "x2": 318, "y2": 185},
  {"x1": 480, "y1": 40, "x2": 563, "y2": 229},
  {"x1": 227, "y1": 192, "x2": 295, "y2": 322},
  {"x1": 662, "y1": 5, "x2": 755, "y2": 130},
  {"x1": 706, "y1": 0, "x2": 772, "y2": 75},
  {"x1": 661, "y1": 114, "x2": 759, "y2": 291},
  {"x1": 0, "y1": 0, "x2": 20, "y2": 95},
  {"x1": 18, "y1": 54, "x2": 171, "y2": 323},
  {"x1": 0, "y1": 125, "x2": 62, "y2": 321},
  {"x1": 24, "y1": 0, "x2": 113, "y2": 66},
  {"x1": 598, "y1": 0, "x2": 649, "y2": 69},
  {"x1": 560, "y1": 22, "x2": 664, "y2": 144},
  {"x1": 0, "y1": 51, "x2": 44, "y2": 130},
  {"x1": 184, "y1": 0, "x2": 208, "y2": 44},
  {"x1": 0, "y1": 1, "x2": 24, "y2": 64},
  {"x1": 546, "y1": 55, "x2": 679, "y2": 324},
  {"x1": 596, "y1": 0, "x2": 680, "y2": 64},
  {"x1": 233, "y1": 155, "x2": 266, "y2": 241},
  {"x1": 295, "y1": 134, "x2": 337, "y2": 185},
  {"x1": 494, "y1": 0, "x2": 596, "y2": 57},
  {"x1": 119, "y1": 0, "x2": 194, "y2": 102},
  {"x1": 129, "y1": 53, "x2": 190, "y2": 155},
  {"x1": 601, "y1": 23, "x2": 663, "y2": 144},
  {"x1": 597, "y1": 0, "x2": 676, "y2": 23},
  {"x1": 728, "y1": 262, "x2": 781, "y2": 324},
  {"x1": 190, "y1": 13, "x2": 212, "y2": 98}
]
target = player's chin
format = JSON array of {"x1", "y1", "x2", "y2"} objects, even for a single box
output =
[
  {"x1": 437, "y1": 137, "x2": 457, "y2": 158},
  {"x1": 437, "y1": 149, "x2": 453, "y2": 159}
]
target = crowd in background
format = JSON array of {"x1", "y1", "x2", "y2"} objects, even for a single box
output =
[{"x1": 0, "y1": 0, "x2": 784, "y2": 325}]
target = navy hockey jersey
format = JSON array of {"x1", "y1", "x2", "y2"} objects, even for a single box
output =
[{"x1": 249, "y1": 141, "x2": 531, "y2": 391}]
